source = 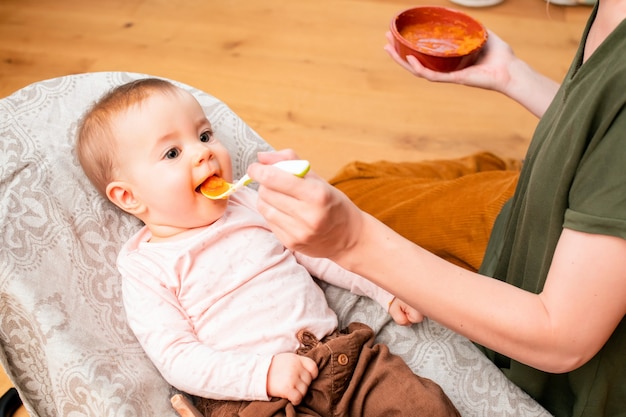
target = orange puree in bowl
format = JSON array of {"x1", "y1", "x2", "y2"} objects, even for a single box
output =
[
  {"x1": 200, "y1": 176, "x2": 230, "y2": 197},
  {"x1": 400, "y1": 22, "x2": 482, "y2": 56}
]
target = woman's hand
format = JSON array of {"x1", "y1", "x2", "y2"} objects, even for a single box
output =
[
  {"x1": 248, "y1": 150, "x2": 364, "y2": 259},
  {"x1": 384, "y1": 30, "x2": 516, "y2": 93},
  {"x1": 384, "y1": 30, "x2": 559, "y2": 118}
]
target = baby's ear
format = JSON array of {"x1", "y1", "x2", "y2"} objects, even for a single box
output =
[{"x1": 106, "y1": 181, "x2": 146, "y2": 216}]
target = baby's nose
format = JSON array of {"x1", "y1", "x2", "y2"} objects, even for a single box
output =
[{"x1": 194, "y1": 144, "x2": 212, "y2": 165}]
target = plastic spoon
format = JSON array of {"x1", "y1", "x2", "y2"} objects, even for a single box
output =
[{"x1": 199, "y1": 159, "x2": 311, "y2": 200}]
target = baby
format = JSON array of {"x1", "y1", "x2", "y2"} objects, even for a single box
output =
[{"x1": 76, "y1": 78, "x2": 459, "y2": 417}]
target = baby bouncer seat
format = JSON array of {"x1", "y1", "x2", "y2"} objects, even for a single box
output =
[{"x1": 1, "y1": 72, "x2": 551, "y2": 417}]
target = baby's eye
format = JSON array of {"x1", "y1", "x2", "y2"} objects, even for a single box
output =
[
  {"x1": 165, "y1": 148, "x2": 180, "y2": 159},
  {"x1": 199, "y1": 130, "x2": 213, "y2": 143}
]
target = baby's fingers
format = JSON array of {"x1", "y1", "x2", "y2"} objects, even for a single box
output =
[
  {"x1": 301, "y1": 356, "x2": 319, "y2": 380},
  {"x1": 405, "y1": 306, "x2": 425, "y2": 324},
  {"x1": 289, "y1": 357, "x2": 318, "y2": 405}
]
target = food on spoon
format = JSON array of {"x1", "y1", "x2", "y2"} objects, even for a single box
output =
[
  {"x1": 199, "y1": 176, "x2": 231, "y2": 199},
  {"x1": 199, "y1": 160, "x2": 311, "y2": 200}
]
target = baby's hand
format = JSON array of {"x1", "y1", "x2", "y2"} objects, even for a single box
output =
[
  {"x1": 267, "y1": 352, "x2": 318, "y2": 405},
  {"x1": 389, "y1": 297, "x2": 424, "y2": 325}
]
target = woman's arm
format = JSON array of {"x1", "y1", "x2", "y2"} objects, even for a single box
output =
[
  {"x1": 384, "y1": 30, "x2": 560, "y2": 118},
  {"x1": 250, "y1": 158, "x2": 626, "y2": 372},
  {"x1": 339, "y1": 212, "x2": 626, "y2": 373}
]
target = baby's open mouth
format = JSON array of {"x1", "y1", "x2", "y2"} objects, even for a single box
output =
[{"x1": 197, "y1": 175, "x2": 230, "y2": 198}]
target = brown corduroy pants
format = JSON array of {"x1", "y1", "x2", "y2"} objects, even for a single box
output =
[
  {"x1": 329, "y1": 152, "x2": 521, "y2": 272},
  {"x1": 194, "y1": 323, "x2": 459, "y2": 417}
]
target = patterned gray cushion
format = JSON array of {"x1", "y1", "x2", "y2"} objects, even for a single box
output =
[{"x1": 0, "y1": 72, "x2": 551, "y2": 416}]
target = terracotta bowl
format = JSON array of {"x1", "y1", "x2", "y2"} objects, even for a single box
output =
[{"x1": 390, "y1": 6, "x2": 488, "y2": 72}]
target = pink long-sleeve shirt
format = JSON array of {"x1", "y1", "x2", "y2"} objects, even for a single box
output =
[{"x1": 117, "y1": 188, "x2": 393, "y2": 401}]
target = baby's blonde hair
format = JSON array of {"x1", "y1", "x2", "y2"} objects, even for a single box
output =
[{"x1": 76, "y1": 78, "x2": 179, "y2": 196}]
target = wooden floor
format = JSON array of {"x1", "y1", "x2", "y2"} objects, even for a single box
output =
[{"x1": 1, "y1": 0, "x2": 591, "y2": 414}]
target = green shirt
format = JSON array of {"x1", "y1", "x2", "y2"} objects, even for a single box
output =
[{"x1": 479, "y1": 5, "x2": 626, "y2": 417}]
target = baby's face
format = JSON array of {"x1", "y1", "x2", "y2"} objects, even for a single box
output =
[{"x1": 111, "y1": 88, "x2": 233, "y2": 239}]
